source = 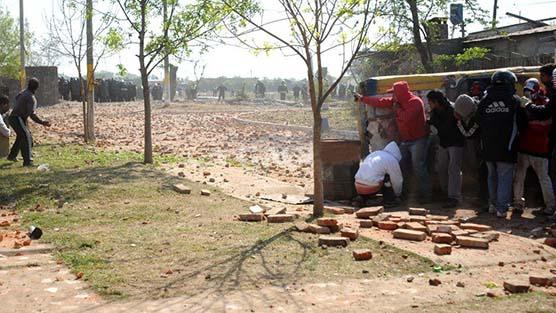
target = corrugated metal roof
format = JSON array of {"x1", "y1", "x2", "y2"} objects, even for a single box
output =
[{"x1": 465, "y1": 25, "x2": 556, "y2": 43}]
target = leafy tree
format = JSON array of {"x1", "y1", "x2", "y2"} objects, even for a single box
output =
[
  {"x1": 0, "y1": 7, "x2": 21, "y2": 79},
  {"x1": 221, "y1": 0, "x2": 386, "y2": 216}
]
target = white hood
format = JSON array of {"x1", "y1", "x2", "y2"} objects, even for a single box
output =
[{"x1": 383, "y1": 141, "x2": 401, "y2": 162}]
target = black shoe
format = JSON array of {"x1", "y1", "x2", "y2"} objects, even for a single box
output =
[
  {"x1": 7, "y1": 157, "x2": 17, "y2": 162},
  {"x1": 442, "y1": 198, "x2": 459, "y2": 208}
]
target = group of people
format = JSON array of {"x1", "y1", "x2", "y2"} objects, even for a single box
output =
[
  {"x1": 354, "y1": 64, "x2": 556, "y2": 219},
  {"x1": 0, "y1": 78, "x2": 51, "y2": 167}
]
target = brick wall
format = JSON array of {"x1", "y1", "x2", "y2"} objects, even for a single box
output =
[{"x1": 26, "y1": 66, "x2": 59, "y2": 107}]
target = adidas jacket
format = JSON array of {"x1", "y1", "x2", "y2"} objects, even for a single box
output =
[{"x1": 476, "y1": 85, "x2": 526, "y2": 163}]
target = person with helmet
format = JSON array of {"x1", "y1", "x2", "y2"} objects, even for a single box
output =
[
  {"x1": 513, "y1": 78, "x2": 554, "y2": 215},
  {"x1": 476, "y1": 70, "x2": 526, "y2": 217}
]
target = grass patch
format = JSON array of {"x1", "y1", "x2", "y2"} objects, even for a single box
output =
[
  {"x1": 0, "y1": 144, "x2": 433, "y2": 300},
  {"x1": 421, "y1": 292, "x2": 556, "y2": 313}
]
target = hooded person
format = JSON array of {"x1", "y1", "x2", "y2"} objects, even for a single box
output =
[
  {"x1": 354, "y1": 141, "x2": 403, "y2": 204},
  {"x1": 513, "y1": 78, "x2": 555, "y2": 215},
  {"x1": 356, "y1": 81, "x2": 430, "y2": 202},
  {"x1": 476, "y1": 70, "x2": 526, "y2": 217}
]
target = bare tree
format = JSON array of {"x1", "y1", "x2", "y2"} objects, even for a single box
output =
[
  {"x1": 45, "y1": 0, "x2": 121, "y2": 142},
  {"x1": 222, "y1": 0, "x2": 385, "y2": 216}
]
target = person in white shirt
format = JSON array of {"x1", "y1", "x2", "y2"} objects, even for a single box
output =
[
  {"x1": 0, "y1": 95, "x2": 10, "y2": 137},
  {"x1": 354, "y1": 141, "x2": 403, "y2": 204}
]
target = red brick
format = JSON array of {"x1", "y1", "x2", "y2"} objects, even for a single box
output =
[
  {"x1": 355, "y1": 207, "x2": 383, "y2": 218},
  {"x1": 324, "y1": 206, "x2": 345, "y2": 215},
  {"x1": 317, "y1": 218, "x2": 338, "y2": 227},
  {"x1": 378, "y1": 221, "x2": 398, "y2": 231},
  {"x1": 318, "y1": 236, "x2": 349, "y2": 247},
  {"x1": 353, "y1": 249, "x2": 372, "y2": 261},
  {"x1": 308, "y1": 224, "x2": 331, "y2": 234},
  {"x1": 359, "y1": 220, "x2": 374, "y2": 228},
  {"x1": 544, "y1": 237, "x2": 556, "y2": 248},
  {"x1": 267, "y1": 214, "x2": 295, "y2": 223},
  {"x1": 460, "y1": 223, "x2": 492, "y2": 232},
  {"x1": 294, "y1": 222, "x2": 311, "y2": 232},
  {"x1": 393, "y1": 229, "x2": 427, "y2": 241},
  {"x1": 470, "y1": 231, "x2": 500, "y2": 242},
  {"x1": 372, "y1": 213, "x2": 391, "y2": 226},
  {"x1": 403, "y1": 222, "x2": 427, "y2": 232},
  {"x1": 340, "y1": 228, "x2": 359, "y2": 241},
  {"x1": 238, "y1": 213, "x2": 265, "y2": 222},
  {"x1": 409, "y1": 215, "x2": 427, "y2": 223},
  {"x1": 425, "y1": 220, "x2": 460, "y2": 226},
  {"x1": 426, "y1": 215, "x2": 449, "y2": 221},
  {"x1": 265, "y1": 207, "x2": 286, "y2": 216},
  {"x1": 432, "y1": 233, "x2": 453, "y2": 244},
  {"x1": 408, "y1": 208, "x2": 428, "y2": 216},
  {"x1": 529, "y1": 274, "x2": 556, "y2": 287},
  {"x1": 200, "y1": 189, "x2": 211, "y2": 196},
  {"x1": 503, "y1": 280, "x2": 530, "y2": 293},
  {"x1": 451, "y1": 229, "x2": 470, "y2": 238},
  {"x1": 327, "y1": 224, "x2": 341, "y2": 233},
  {"x1": 456, "y1": 236, "x2": 489, "y2": 249},
  {"x1": 434, "y1": 244, "x2": 452, "y2": 255}
]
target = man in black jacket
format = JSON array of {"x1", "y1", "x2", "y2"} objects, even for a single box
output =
[
  {"x1": 477, "y1": 70, "x2": 526, "y2": 217},
  {"x1": 7, "y1": 78, "x2": 51, "y2": 166}
]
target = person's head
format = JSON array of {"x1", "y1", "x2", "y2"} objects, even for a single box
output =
[
  {"x1": 454, "y1": 94, "x2": 477, "y2": 121},
  {"x1": 0, "y1": 95, "x2": 9, "y2": 114},
  {"x1": 540, "y1": 63, "x2": 555, "y2": 87},
  {"x1": 27, "y1": 77, "x2": 39, "y2": 93},
  {"x1": 491, "y1": 70, "x2": 517, "y2": 87},
  {"x1": 524, "y1": 78, "x2": 541, "y2": 100},
  {"x1": 388, "y1": 81, "x2": 411, "y2": 103},
  {"x1": 426, "y1": 90, "x2": 449, "y2": 110}
]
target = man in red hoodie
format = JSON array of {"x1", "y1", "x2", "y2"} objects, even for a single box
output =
[{"x1": 356, "y1": 81, "x2": 431, "y2": 202}]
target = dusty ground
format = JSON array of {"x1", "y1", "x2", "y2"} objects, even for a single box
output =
[{"x1": 1, "y1": 100, "x2": 555, "y2": 312}]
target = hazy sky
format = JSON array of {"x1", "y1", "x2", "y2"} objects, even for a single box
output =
[{"x1": 3, "y1": 0, "x2": 556, "y2": 80}]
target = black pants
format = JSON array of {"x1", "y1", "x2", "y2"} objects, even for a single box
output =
[{"x1": 8, "y1": 116, "x2": 33, "y2": 165}]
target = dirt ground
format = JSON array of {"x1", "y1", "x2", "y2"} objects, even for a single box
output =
[{"x1": 2, "y1": 99, "x2": 555, "y2": 312}]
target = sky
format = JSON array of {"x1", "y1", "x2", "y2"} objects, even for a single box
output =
[{"x1": 3, "y1": 0, "x2": 556, "y2": 80}]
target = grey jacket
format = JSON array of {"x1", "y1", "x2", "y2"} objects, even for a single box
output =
[{"x1": 10, "y1": 89, "x2": 46, "y2": 124}]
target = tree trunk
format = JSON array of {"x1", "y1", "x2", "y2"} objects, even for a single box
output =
[
  {"x1": 85, "y1": 0, "x2": 95, "y2": 143},
  {"x1": 406, "y1": 0, "x2": 433, "y2": 72},
  {"x1": 312, "y1": 108, "x2": 324, "y2": 217},
  {"x1": 79, "y1": 74, "x2": 88, "y2": 141},
  {"x1": 139, "y1": 1, "x2": 153, "y2": 164}
]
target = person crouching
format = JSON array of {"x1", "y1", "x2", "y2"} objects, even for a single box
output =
[{"x1": 354, "y1": 141, "x2": 403, "y2": 206}]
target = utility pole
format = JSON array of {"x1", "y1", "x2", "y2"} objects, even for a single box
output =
[
  {"x1": 86, "y1": 0, "x2": 95, "y2": 142},
  {"x1": 163, "y1": 1, "x2": 171, "y2": 104},
  {"x1": 492, "y1": 0, "x2": 498, "y2": 28},
  {"x1": 19, "y1": 0, "x2": 25, "y2": 90}
]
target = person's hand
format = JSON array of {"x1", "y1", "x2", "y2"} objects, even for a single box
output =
[
  {"x1": 43, "y1": 121, "x2": 51, "y2": 127},
  {"x1": 519, "y1": 96, "x2": 529, "y2": 108}
]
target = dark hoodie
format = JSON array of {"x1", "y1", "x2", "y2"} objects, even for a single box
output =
[
  {"x1": 10, "y1": 89, "x2": 46, "y2": 125},
  {"x1": 361, "y1": 81, "x2": 427, "y2": 142},
  {"x1": 476, "y1": 85, "x2": 526, "y2": 163}
]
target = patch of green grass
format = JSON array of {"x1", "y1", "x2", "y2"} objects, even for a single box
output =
[
  {"x1": 0, "y1": 144, "x2": 433, "y2": 300},
  {"x1": 421, "y1": 292, "x2": 556, "y2": 313}
]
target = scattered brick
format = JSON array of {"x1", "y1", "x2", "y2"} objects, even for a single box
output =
[
  {"x1": 295, "y1": 222, "x2": 311, "y2": 232},
  {"x1": 426, "y1": 215, "x2": 449, "y2": 221},
  {"x1": 324, "y1": 206, "x2": 345, "y2": 215},
  {"x1": 173, "y1": 184, "x2": 191, "y2": 194},
  {"x1": 318, "y1": 236, "x2": 349, "y2": 247},
  {"x1": 353, "y1": 249, "x2": 372, "y2": 261},
  {"x1": 432, "y1": 233, "x2": 453, "y2": 244},
  {"x1": 434, "y1": 244, "x2": 452, "y2": 255},
  {"x1": 393, "y1": 229, "x2": 427, "y2": 241},
  {"x1": 327, "y1": 224, "x2": 341, "y2": 233},
  {"x1": 409, "y1": 208, "x2": 428, "y2": 216},
  {"x1": 503, "y1": 280, "x2": 530, "y2": 293},
  {"x1": 200, "y1": 189, "x2": 211, "y2": 196},
  {"x1": 265, "y1": 207, "x2": 287, "y2": 216},
  {"x1": 308, "y1": 224, "x2": 331, "y2": 234},
  {"x1": 470, "y1": 231, "x2": 500, "y2": 242},
  {"x1": 529, "y1": 274, "x2": 556, "y2": 287},
  {"x1": 0, "y1": 221, "x2": 10, "y2": 227},
  {"x1": 359, "y1": 220, "x2": 374, "y2": 228},
  {"x1": 451, "y1": 230, "x2": 470, "y2": 238},
  {"x1": 460, "y1": 223, "x2": 492, "y2": 232},
  {"x1": 249, "y1": 205, "x2": 265, "y2": 214},
  {"x1": 317, "y1": 218, "x2": 338, "y2": 227},
  {"x1": 340, "y1": 228, "x2": 359, "y2": 241},
  {"x1": 409, "y1": 215, "x2": 427, "y2": 223},
  {"x1": 355, "y1": 207, "x2": 383, "y2": 218},
  {"x1": 425, "y1": 220, "x2": 460, "y2": 226},
  {"x1": 456, "y1": 236, "x2": 489, "y2": 249},
  {"x1": 403, "y1": 222, "x2": 427, "y2": 232},
  {"x1": 378, "y1": 221, "x2": 398, "y2": 231},
  {"x1": 372, "y1": 213, "x2": 391, "y2": 226},
  {"x1": 342, "y1": 207, "x2": 356, "y2": 214},
  {"x1": 238, "y1": 213, "x2": 265, "y2": 222},
  {"x1": 429, "y1": 278, "x2": 441, "y2": 286},
  {"x1": 267, "y1": 214, "x2": 295, "y2": 223}
]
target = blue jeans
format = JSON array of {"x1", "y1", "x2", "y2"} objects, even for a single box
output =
[
  {"x1": 400, "y1": 137, "x2": 431, "y2": 198},
  {"x1": 486, "y1": 162, "x2": 514, "y2": 213}
]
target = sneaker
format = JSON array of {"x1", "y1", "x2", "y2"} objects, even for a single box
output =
[
  {"x1": 6, "y1": 157, "x2": 17, "y2": 162},
  {"x1": 496, "y1": 211, "x2": 507, "y2": 218},
  {"x1": 488, "y1": 204, "x2": 496, "y2": 214}
]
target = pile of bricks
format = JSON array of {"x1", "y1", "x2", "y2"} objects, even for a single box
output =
[
  {"x1": 543, "y1": 224, "x2": 556, "y2": 248},
  {"x1": 237, "y1": 206, "x2": 298, "y2": 224},
  {"x1": 355, "y1": 206, "x2": 498, "y2": 255}
]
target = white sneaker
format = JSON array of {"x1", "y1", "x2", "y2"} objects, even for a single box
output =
[{"x1": 488, "y1": 204, "x2": 496, "y2": 214}]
